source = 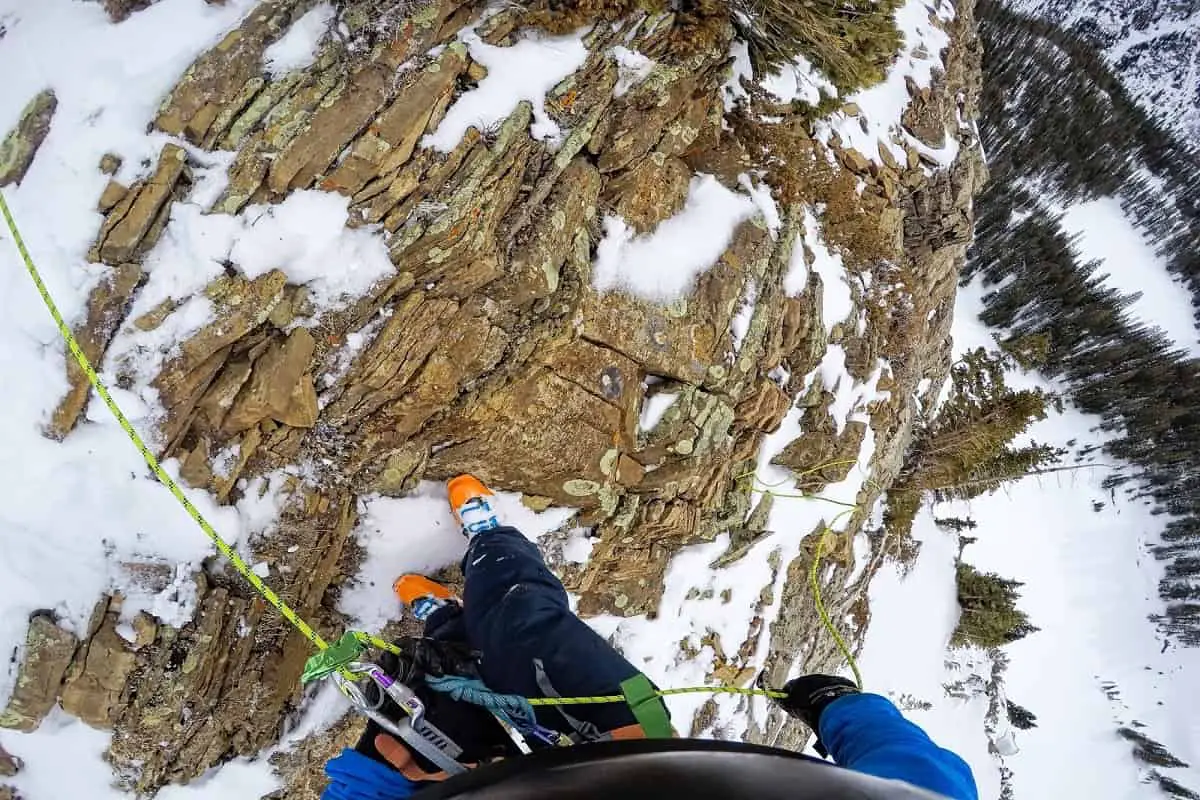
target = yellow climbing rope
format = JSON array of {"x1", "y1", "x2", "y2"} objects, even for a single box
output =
[
  {"x1": 527, "y1": 685, "x2": 787, "y2": 706},
  {"x1": 0, "y1": 189, "x2": 397, "y2": 665},
  {"x1": 810, "y1": 516, "x2": 865, "y2": 689},
  {"x1": 737, "y1": 465, "x2": 869, "y2": 689},
  {"x1": 0, "y1": 187, "x2": 855, "y2": 711}
]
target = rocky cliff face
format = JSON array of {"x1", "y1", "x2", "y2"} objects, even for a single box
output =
[{"x1": 0, "y1": 0, "x2": 984, "y2": 794}]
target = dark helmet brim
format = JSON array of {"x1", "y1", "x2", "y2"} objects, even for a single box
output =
[{"x1": 418, "y1": 737, "x2": 948, "y2": 800}]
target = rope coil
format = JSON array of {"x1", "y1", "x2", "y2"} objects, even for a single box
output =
[{"x1": 425, "y1": 675, "x2": 538, "y2": 727}]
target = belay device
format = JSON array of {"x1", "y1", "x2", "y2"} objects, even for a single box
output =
[{"x1": 334, "y1": 660, "x2": 468, "y2": 775}]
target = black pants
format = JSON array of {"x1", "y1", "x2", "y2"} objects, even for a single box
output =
[{"x1": 424, "y1": 526, "x2": 641, "y2": 734}]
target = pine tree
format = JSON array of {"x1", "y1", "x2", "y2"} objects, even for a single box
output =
[
  {"x1": 953, "y1": 563, "x2": 1039, "y2": 648},
  {"x1": 1006, "y1": 700, "x2": 1038, "y2": 730},
  {"x1": 1117, "y1": 727, "x2": 1190, "y2": 769},
  {"x1": 934, "y1": 517, "x2": 978, "y2": 532},
  {"x1": 903, "y1": 347, "x2": 1062, "y2": 496}
]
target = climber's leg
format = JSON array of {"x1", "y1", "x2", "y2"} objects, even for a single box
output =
[
  {"x1": 441, "y1": 474, "x2": 645, "y2": 735},
  {"x1": 460, "y1": 524, "x2": 643, "y2": 735}
]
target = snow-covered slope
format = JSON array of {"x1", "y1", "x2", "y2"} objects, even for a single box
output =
[
  {"x1": 0, "y1": 0, "x2": 295, "y2": 793},
  {"x1": 1053, "y1": 195, "x2": 1200, "y2": 357},
  {"x1": 860, "y1": 276, "x2": 1200, "y2": 800},
  {"x1": 1008, "y1": 0, "x2": 1200, "y2": 137}
]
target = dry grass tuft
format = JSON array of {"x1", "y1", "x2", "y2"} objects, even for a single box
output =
[
  {"x1": 731, "y1": 0, "x2": 902, "y2": 93},
  {"x1": 334, "y1": 0, "x2": 427, "y2": 53},
  {"x1": 518, "y1": 0, "x2": 898, "y2": 78},
  {"x1": 520, "y1": 0, "x2": 650, "y2": 34},
  {"x1": 730, "y1": 109, "x2": 898, "y2": 266},
  {"x1": 520, "y1": 0, "x2": 732, "y2": 60},
  {"x1": 822, "y1": 171, "x2": 899, "y2": 265}
]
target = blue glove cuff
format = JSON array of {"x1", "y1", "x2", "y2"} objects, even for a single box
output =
[{"x1": 322, "y1": 748, "x2": 418, "y2": 800}]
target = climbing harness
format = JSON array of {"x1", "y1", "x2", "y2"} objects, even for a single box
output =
[{"x1": 1, "y1": 188, "x2": 863, "y2": 771}]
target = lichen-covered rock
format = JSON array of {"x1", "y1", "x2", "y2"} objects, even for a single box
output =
[
  {"x1": 107, "y1": 484, "x2": 358, "y2": 792},
  {"x1": 600, "y1": 155, "x2": 692, "y2": 233},
  {"x1": 322, "y1": 291, "x2": 461, "y2": 425},
  {"x1": 367, "y1": 297, "x2": 508, "y2": 440},
  {"x1": 0, "y1": 744, "x2": 19, "y2": 778},
  {"x1": 580, "y1": 219, "x2": 769, "y2": 383},
  {"x1": 385, "y1": 103, "x2": 535, "y2": 297},
  {"x1": 266, "y1": 0, "x2": 469, "y2": 195},
  {"x1": 320, "y1": 45, "x2": 468, "y2": 196},
  {"x1": 156, "y1": 0, "x2": 318, "y2": 144},
  {"x1": 0, "y1": 615, "x2": 77, "y2": 732},
  {"x1": 0, "y1": 90, "x2": 56, "y2": 187},
  {"x1": 491, "y1": 157, "x2": 601, "y2": 305},
  {"x1": 99, "y1": 153, "x2": 123, "y2": 175},
  {"x1": 222, "y1": 328, "x2": 317, "y2": 434},
  {"x1": 639, "y1": 386, "x2": 734, "y2": 462},
  {"x1": 839, "y1": 147, "x2": 872, "y2": 174},
  {"x1": 778, "y1": 286, "x2": 827, "y2": 392},
  {"x1": 151, "y1": 270, "x2": 287, "y2": 422},
  {"x1": 734, "y1": 379, "x2": 791, "y2": 435},
  {"x1": 774, "y1": 416, "x2": 868, "y2": 493},
  {"x1": 93, "y1": 144, "x2": 188, "y2": 265},
  {"x1": 47, "y1": 262, "x2": 143, "y2": 439},
  {"x1": 267, "y1": 59, "x2": 399, "y2": 195},
  {"x1": 96, "y1": 179, "x2": 129, "y2": 213},
  {"x1": 60, "y1": 602, "x2": 137, "y2": 730},
  {"x1": 428, "y1": 336, "x2": 642, "y2": 509},
  {"x1": 592, "y1": 67, "x2": 697, "y2": 173}
]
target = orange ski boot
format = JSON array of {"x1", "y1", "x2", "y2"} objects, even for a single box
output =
[
  {"x1": 447, "y1": 474, "x2": 501, "y2": 537},
  {"x1": 393, "y1": 574, "x2": 455, "y2": 622}
]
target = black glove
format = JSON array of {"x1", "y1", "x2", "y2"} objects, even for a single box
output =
[
  {"x1": 776, "y1": 674, "x2": 860, "y2": 756},
  {"x1": 355, "y1": 636, "x2": 521, "y2": 774},
  {"x1": 389, "y1": 636, "x2": 482, "y2": 683}
]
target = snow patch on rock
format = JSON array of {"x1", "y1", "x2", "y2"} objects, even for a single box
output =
[
  {"x1": 263, "y1": 3, "x2": 334, "y2": 78},
  {"x1": 592, "y1": 175, "x2": 758, "y2": 303},
  {"x1": 425, "y1": 27, "x2": 589, "y2": 152},
  {"x1": 639, "y1": 391, "x2": 678, "y2": 433},
  {"x1": 816, "y1": 0, "x2": 955, "y2": 166},
  {"x1": 760, "y1": 53, "x2": 838, "y2": 106},
  {"x1": 611, "y1": 46, "x2": 655, "y2": 97},
  {"x1": 801, "y1": 207, "x2": 853, "y2": 331}
]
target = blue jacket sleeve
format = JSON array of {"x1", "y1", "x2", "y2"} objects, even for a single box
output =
[
  {"x1": 819, "y1": 693, "x2": 978, "y2": 800},
  {"x1": 322, "y1": 749, "x2": 418, "y2": 800}
]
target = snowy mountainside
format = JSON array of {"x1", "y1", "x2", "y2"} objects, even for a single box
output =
[
  {"x1": 1008, "y1": 0, "x2": 1200, "y2": 137},
  {"x1": 973, "y1": 0, "x2": 1200, "y2": 647},
  {"x1": 953, "y1": 11, "x2": 1200, "y2": 782},
  {"x1": 859, "y1": 278, "x2": 1200, "y2": 800}
]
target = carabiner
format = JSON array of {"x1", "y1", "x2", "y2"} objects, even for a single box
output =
[{"x1": 334, "y1": 662, "x2": 468, "y2": 775}]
